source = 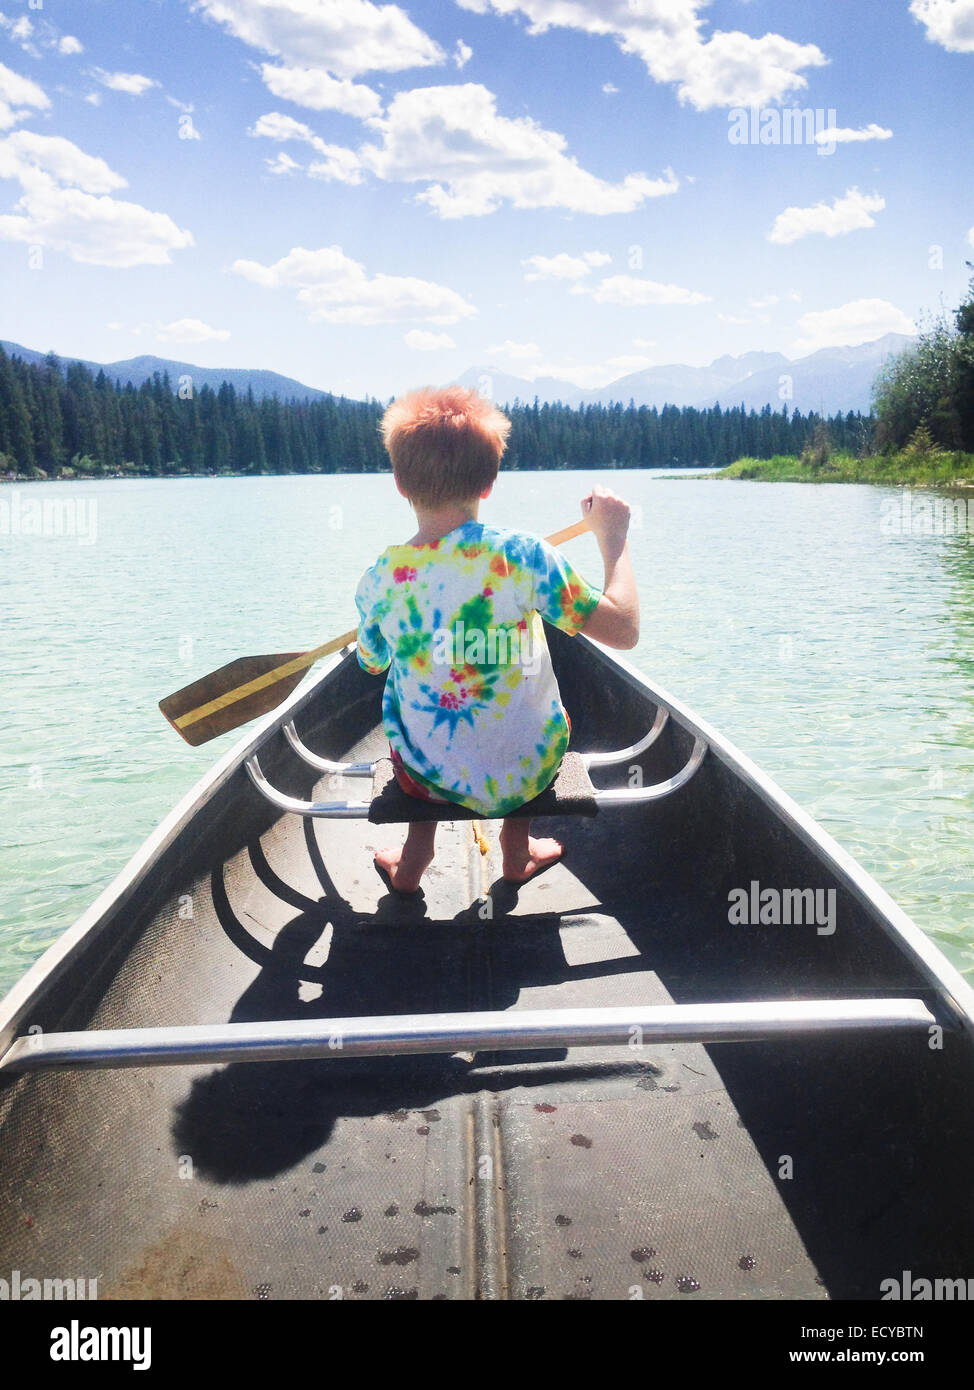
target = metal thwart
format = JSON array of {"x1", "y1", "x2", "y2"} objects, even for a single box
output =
[{"x1": 0, "y1": 998, "x2": 939, "y2": 1073}]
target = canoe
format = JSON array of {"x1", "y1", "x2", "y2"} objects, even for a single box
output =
[{"x1": 2, "y1": 627, "x2": 973, "y2": 1302}]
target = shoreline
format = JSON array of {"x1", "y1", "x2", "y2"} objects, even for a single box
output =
[
  {"x1": 713, "y1": 452, "x2": 974, "y2": 489},
  {"x1": 1, "y1": 470, "x2": 295, "y2": 484},
  {"x1": 5, "y1": 461, "x2": 974, "y2": 490},
  {"x1": 0, "y1": 464, "x2": 712, "y2": 485}
]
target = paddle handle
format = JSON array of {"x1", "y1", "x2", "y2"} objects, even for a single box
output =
[
  {"x1": 545, "y1": 517, "x2": 590, "y2": 547},
  {"x1": 303, "y1": 628, "x2": 360, "y2": 666}
]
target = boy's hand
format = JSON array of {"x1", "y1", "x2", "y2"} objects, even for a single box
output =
[
  {"x1": 582, "y1": 485, "x2": 631, "y2": 557},
  {"x1": 578, "y1": 484, "x2": 639, "y2": 651}
]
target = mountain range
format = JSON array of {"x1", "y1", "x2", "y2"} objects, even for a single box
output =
[
  {"x1": 1, "y1": 332, "x2": 913, "y2": 416},
  {"x1": 0, "y1": 340, "x2": 333, "y2": 403},
  {"x1": 456, "y1": 333, "x2": 912, "y2": 415}
]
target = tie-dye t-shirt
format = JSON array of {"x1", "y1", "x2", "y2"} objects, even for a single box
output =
[{"x1": 355, "y1": 521, "x2": 602, "y2": 816}]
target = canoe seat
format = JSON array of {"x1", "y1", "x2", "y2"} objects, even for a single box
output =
[
  {"x1": 243, "y1": 711, "x2": 708, "y2": 821},
  {"x1": 368, "y1": 752, "x2": 598, "y2": 824}
]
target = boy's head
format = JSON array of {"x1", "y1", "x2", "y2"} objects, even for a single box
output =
[{"x1": 381, "y1": 386, "x2": 511, "y2": 509}]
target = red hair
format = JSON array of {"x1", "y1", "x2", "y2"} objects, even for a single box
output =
[{"x1": 381, "y1": 386, "x2": 511, "y2": 507}]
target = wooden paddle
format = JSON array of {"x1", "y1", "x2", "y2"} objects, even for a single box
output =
[{"x1": 160, "y1": 517, "x2": 591, "y2": 746}]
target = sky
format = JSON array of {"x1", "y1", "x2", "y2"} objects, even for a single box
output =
[{"x1": 0, "y1": 0, "x2": 972, "y2": 400}]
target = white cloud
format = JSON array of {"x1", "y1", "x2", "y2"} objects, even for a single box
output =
[
  {"x1": 266, "y1": 150, "x2": 302, "y2": 174},
  {"x1": 249, "y1": 111, "x2": 365, "y2": 181},
  {"x1": 769, "y1": 187, "x2": 885, "y2": 244},
  {"x1": 792, "y1": 299, "x2": 916, "y2": 355},
  {"x1": 633, "y1": 337, "x2": 656, "y2": 350},
  {"x1": 230, "y1": 244, "x2": 477, "y2": 325},
  {"x1": 602, "y1": 81, "x2": 618, "y2": 94},
  {"x1": 248, "y1": 84, "x2": 676, "y2": 217},
  {"x1": 592, "y1": 274, "x2": 711, "y2": 306},
  {"x1": 157, "y1": 318, "x2": 231, "y2": 343},
  {"x1": 0, "y1": 131, "x2": 126, "y2": 193},
  {"x1": 814, "y1": 122, "x2": 893, "y2": 145},
  {"x1": 405, "y1": 328, "x2": 456, "y2": 350},
  {"x1": 258, "y1": 63, "x2": 382, "y2": 119},
  {"x1": 1, "y1": 14, "x2": 32, "y2": 38},
  {"x1": 250, "y1": 110, "x2": 316, "y2": 142},
  {"x1": 488, "y1": 339, "x2": 543, "y2": 361},
  {"x1": 717, "y1": 312, "x2": 752, "y2": 325},
  {"x1": 454, "y1": 39, "x2": 473, "y2": 67},
  {"x1": 0, "y1": 130, "x2": 194, "y2": 266},
  {"x1": 307, "y1": 146, "x2": 365, "y2": 183},
  {"x1": 522, "y1": 250, "x2": 611, "y2": 281},
  {"x1": 0, "y1": 12, "x2": 36, "y2": 54},
  {"x1": 0, "y1": 61, "x2": 50, "y2": 131},
  {"x1": 968, "y1": 224, "x2": 974, "y2": 248},
  {"x1": 674, "y1": 28, "x2": 828, "y2": 110},
  {"x1": 910, "y1": 0, "x2": 974, "y2": 52},
  {"x1": 455, "y1": 0, "x2": 828, "y2": 111},
  {"x1": 357, "y1": 83, "x2": 679, "y2": 217},
  {"x1": 89, "y1": 68, "x2": 160, "y2": 96},
  {"x1": 0, "y1": 184, "x2": 192, "y2": 266},
  {"x1": 84, "y1": 92, "x2": 102, "y2": 107},
  {"x1": 0, "y1": 11, "x2": 83, "y2": 56},
  {"x1": 191, "y1": 0, "x2": 445, "y2": 77},
  {"x1": 750, "y1": 294, "x2": 779, "y2": 309}
]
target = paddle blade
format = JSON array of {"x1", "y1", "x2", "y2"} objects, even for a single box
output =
[{"x1": 159, "y1": 652, "x2": 307, "y2": 747}]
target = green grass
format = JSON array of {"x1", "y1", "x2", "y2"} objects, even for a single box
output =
[{"x1": 717, "y1": 450, "x2": 974, "y2": 486}]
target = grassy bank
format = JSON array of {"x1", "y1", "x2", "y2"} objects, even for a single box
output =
[{"x1": 718, "y1": 450, "x2": 974, "y2": 487}]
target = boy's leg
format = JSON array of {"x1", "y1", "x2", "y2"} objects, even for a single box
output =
[
  {"x1": 375, "y1": 821, "x2": 437, "y2": 894},
  {"x1": 499, "y1": 816, "x2": 563, "y2": 883}
]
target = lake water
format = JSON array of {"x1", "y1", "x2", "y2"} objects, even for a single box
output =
[{"x1": 1, "y1": 470, "x2": 972, "y2": 996}]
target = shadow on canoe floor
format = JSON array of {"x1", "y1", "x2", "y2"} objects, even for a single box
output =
[
  {"x1": 171, "y1": 830, "x2": 651, "y2": 1185},
  {"x1": 171, "y1": 816, "x2": 974, "y2": 1299}
]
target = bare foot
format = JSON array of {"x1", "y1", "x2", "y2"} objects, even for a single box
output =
[
  {"x1": 374, "y1": 844, "x2": 433, "y2": 894},
  {"x1": 500, "y1": 832, "x2": 563, "y2": 883}
]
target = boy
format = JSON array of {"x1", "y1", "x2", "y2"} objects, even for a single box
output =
[{"x1": 355, "y1": 386, "x2": 639, "y2": 893}]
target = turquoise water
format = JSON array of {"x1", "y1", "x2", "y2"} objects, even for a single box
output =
[{"x1": 1, "y1": 471, "x2": 973, "y2": 994}]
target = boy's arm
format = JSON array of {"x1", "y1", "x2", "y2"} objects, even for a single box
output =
[
  {"x1": 577, "y1": 487, "x2": 640, "y2": 651},
  {"x1": 354, "y1": 572, "x2": 392, "y2": 674}
]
